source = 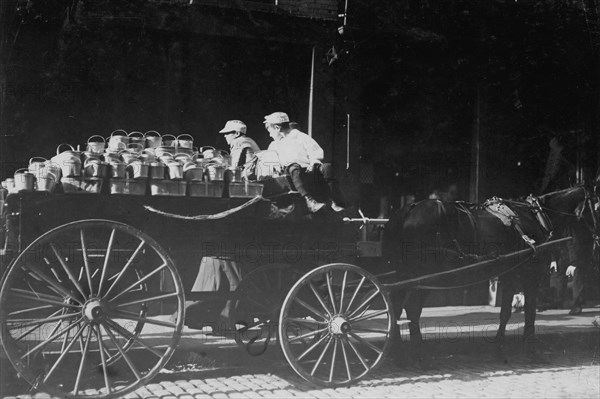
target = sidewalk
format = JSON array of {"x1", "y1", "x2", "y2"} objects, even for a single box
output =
[{"x1": 399, "y1": 303, "x2": 600, "y2": 341}]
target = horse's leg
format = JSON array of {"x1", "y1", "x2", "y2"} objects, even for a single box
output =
[
  {"x1": 389, "y1": 289, "x2": 406, "y2": 343},
  {"x1": 403, "y1": 289, "x2": 434, "y2": 369},
  {"x1": 389, "y1": 289, "x2": 409, "y2": 366},
  {"x1": 522, "y1": 262, "x2": 551, "y2": 363},
  {"x1": 404, "y1": 290, "x2": 429, "y2": 343},
  {"x1": 523, "y1": 272, "x2": 540, "y2": 343},
  {"x1": 495, "y1": 278, "x2": 516, "y2": 343}
]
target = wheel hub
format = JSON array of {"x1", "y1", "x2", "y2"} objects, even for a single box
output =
[
  {"x1": 83, "y1": 299, "x2": 105, "y2": 322},
  {"x1": 329, "y1": 315, "x2": 351, "y2": 335}
]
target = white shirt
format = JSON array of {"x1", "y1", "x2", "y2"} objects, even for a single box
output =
[{"x1": 267, "y1": 129, "x2": 324, "y2": 168}]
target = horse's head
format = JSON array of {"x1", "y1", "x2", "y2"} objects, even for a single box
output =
[{"x1": 539, "y1": 185, "x2": 600, "y2": 267}]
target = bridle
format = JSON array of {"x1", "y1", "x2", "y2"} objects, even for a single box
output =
[{"x1": 526, "y1": 186, "x2": 600, "y2": 264}]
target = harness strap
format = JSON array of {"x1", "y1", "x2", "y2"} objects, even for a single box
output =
[
  {"x1": 526, "y1": 195, "x2": 554, "y2": 240},
  {"x1": 484, "y1": 197, "x2": 537, "y2": 250},
  {"x1": 455, "y1": 201, "x2": 478, "y2": 248}
]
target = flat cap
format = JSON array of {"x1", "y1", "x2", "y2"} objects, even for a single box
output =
[
  {"x1": 219, "y1": 120, "x2": 247, "y2": 134},
  {"x1": 263, "y1": 112, "x2": 290, "y2": 125}
]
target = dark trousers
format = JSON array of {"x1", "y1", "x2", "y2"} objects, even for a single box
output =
[
  {"x1": 285, "y1": 163, "x2": 331, "y2": 202},
  {"x1": 286, "y1": 163, "x2": 310, "y2": 197}
]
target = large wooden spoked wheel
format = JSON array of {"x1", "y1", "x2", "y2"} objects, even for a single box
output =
[
  {"x1": 279, "y1": 263, "x2": 394, "y2": 387},
  {"x1": 229, "y1": 263, "x2": 304, "y2": 356},
  {"x1": 0, "y1": 220, "x2": 185, "y2": 398}
]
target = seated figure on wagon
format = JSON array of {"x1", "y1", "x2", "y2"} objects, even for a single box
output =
[{"x1": 263, "y1": 111, "x2": 343, "y2": 213}]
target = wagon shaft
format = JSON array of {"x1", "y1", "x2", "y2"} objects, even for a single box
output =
[{"x1": 383, "y1": 236, "x2": 573, "y2": 291}]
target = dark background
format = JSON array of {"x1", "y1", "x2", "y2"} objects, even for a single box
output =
[{"x1": 1, "y1": 0, "x2": 599, "y2": 213}]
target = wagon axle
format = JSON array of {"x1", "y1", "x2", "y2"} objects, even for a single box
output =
[
  {"x1": 82, "y1": 299, "x2": 105, "y2": 322},
  {"x1": 328, "y1": 316, "x2": 351, "y2": 335}
]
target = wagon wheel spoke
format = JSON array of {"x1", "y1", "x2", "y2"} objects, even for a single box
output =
[
  {"x1": 344, "y1": 276, "x2": 365, "y2": 314},
  {"x1": 279, "y1": 264, "x2": 393, "y2": 387},
  {"x1": 348, "y1": 331, "x2": 384, "y2": 355},
  {"x1": 243, "y1": 296, "x2": 273, "y2": 312},
  {"x1": 284, "y1": 317, "x2": 328, "y2": 326},
  {"x1": 20, "y1": 317, "x2": 85, "y2": 360},
  {"x1": 8, "y1": 312, "x2": 79, "y2": 330},
  {"x1": 288, "y1": 327, "x2": 330, "y2": 343},
  {"x1": 351, "y1": 326, "x2": 389, "y2": 334},
  {"x1": 340, "y1": 336, "x2": 352, "y2": 381},
  {"x1": 328, "y1": 338, "x2": 339, "y2": 382},
  {"x1": 309, "y1": 282, "x2": 333, "y2": 318},
  {"x1": 339, "y1": 271, "x2": 348, "y2": 315},
  {"x1": 326, "y1": 272, "x2": 337, "y2": 314},
  {"x1": 103, "y1": 239, "x2": 145, "y2": 299},
  {"x1": 10, "y1": 288, "x2": 80, "y2": 309},
  {"x1": 110, "y1": 309, "x2": 177, "y2": 329},
  {"x1": 97, "y1": 228, "x2": 116, "y2": 297},
  {"x1": 293, "y1": 297, "x2": 328, "y2": 321},
  {"x1": 347, "y1": 288, "x2": 380, "y2": 319},
  {"x1": 21, "y1": 263, "x2": 83, "y2": 304},
  {"x1": 60, "y1": 325, "x2": 71, "y2": 354},
  {"x1": 43, "y1": 323, "x2": 87, "y2": 383},
  {"x1": 12, "y1": 309, "x2": 63, "y2": 342},
  {"x1": 100, "y1": 323, "x2": 141, "y2": 380},
  {"x1": 310, "y1": 335, "x2": 333, "y2": 376},
  {"x1": 8, "y1": 303, "x2": 55, "y2": 316},
  {"x1": 1, "y1": 220, "x2": 185, "y2": 398},
  {"x1": 94, "y1": 324, "x2": 113, "y2": 395},
  {"x1": 345, "y1": 336, "x2": 369, "y2": 371},
  {"x1": 103, "y1": 319, "x2": 163, "y2": 358},
  {"x1": 73, "y1": 327, "x2": 93, "y2": 395},
  {"x1": 108, "y1": 263, "x2": 168, "y2": 302},
  {"x1": 297, "y1": 332, "x2": 330, "y2": 361},
  {"x1": 50, "y1": 243, "x2": 88, "y2": 299},
  {"x1": 350, "y1": 309, "x2": 389, "y2": 324},
  {"x1": 113, "y1": 292, "x2": 178, "y2": 308},
  {"x1": 80, "y1": 229, "x2": 95, "y2": 297}
]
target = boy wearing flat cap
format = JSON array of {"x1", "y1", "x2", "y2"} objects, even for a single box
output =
[
  {"x1": 219, "y1": 120, "x2": 260, "y2": 167},
  {"x1": 264, "y1": 112, "x2": 328, "y2": 213}
]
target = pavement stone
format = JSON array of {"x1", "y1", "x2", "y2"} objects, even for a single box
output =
[{"x1": 2, "y1": 305, "x2": 599, "y2": 398}]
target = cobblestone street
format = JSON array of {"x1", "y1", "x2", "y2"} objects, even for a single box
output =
[
  {"x1": 3, "y1": 304, "x2": 599, "y2": 398},
  {"x1": 3, "y1": 340, "x2": 598, "y2": 399}
]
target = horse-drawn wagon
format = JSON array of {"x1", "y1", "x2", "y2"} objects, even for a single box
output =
[{"x1": 0, "y1": 183, "x2": 597, "y2": 398}]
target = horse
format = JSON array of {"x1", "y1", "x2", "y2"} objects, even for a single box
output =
[{"x1": 382, "y1": 185, "x2": 599, "y2": 361}]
